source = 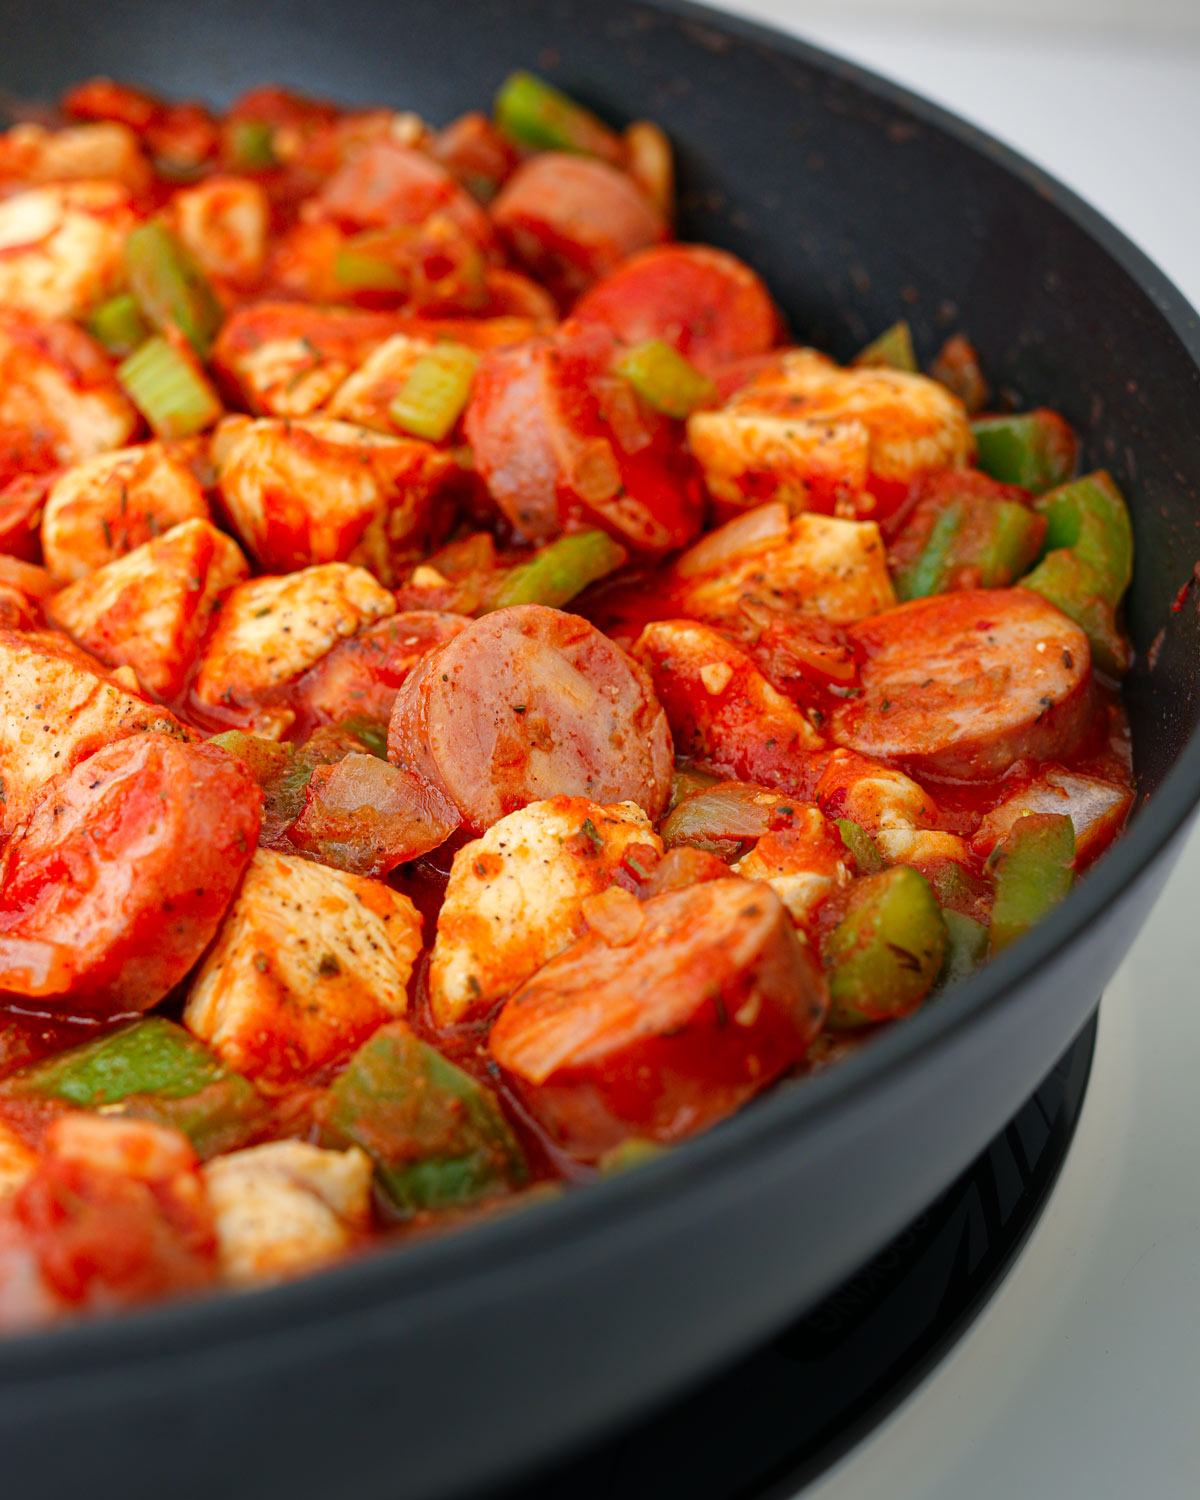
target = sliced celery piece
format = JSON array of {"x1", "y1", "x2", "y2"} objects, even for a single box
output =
[
  {"x1": 86, "y1": 293, "x2": 149, "y2": 357},
  {"x1": 389, "y1": 345, "x2": 479, "y2": 442},
  {"x1": 614, "y1": 338, "x2": 715, "y2": 420},
  {"x1": 124, "y1": 221, "x2": 223, "y2": 357},
  {"x1": 117, "y1": 335, "x2": 223, "y2": 439},
  {"x1": 853, "y1": 320, "x2": 918, "y2": 372},
  {"x1": 483, "y1": 530, "x2": 627, "y2": 613}
]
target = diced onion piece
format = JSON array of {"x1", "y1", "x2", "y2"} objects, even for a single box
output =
[
  {"x1": 673, "y1": 501, "x2": 789, "y2": 579},
  {"x1": 389, "y1": 344, "x2": 479, "y2": 442},
  {"x1": 853, "y1": 320, "x2": 917, "y2": 372},
  {"x1": 229, "y1": 119, "x2": 277, "y2": 170},
  {"x1": 483, "y1": 529, "x2": 628, "y2": 613},
  {"x1": 86, "y1": 292, "x2": 149, "y2": 357},
  {"x1": 622, "y1": 120, "x2": 674, "y2": 219},
  {"x1": 493, "y1": 71, "x2": 621, "y2": 162},
  {"x1": 615, "y1": 338, "x2": 716, "y2": 420},
  {"x1": 124, "y1": 220, "x2": 224, "y2": 357},
  {"x1": 118, "y1": 335, "x2": 223, "y2": 439}
]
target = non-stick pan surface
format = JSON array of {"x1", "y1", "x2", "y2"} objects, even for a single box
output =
[{"x1": 2, "y1": 4, "x2": 1199, "y2": 1498}]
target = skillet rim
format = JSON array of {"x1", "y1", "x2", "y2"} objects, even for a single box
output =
[{"x1": 0, "y1": 0, "x2": 1198, "y2": 1379}]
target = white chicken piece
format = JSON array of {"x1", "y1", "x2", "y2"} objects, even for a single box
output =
[
  {"x1": 873, "y1": 827, "x2": 973, "y2": 870},
  {"x1": 41, "y1": 441, "x2": 211, "y2": 582},
  {"x1": 48, "y1": 1111, "x2": 202, "y2": 1182},
  {"x1": 203, "y1": 1140, "x2": 373, "y2": 1285},
  {"x1": 168, "y1": 176, "x2": 270, "y2": 289},
  {"x1": 184, "y1": 849, "x2": 423, "y2": 1084},
  {"x1": 191, "y1": 563, "x2": 395, "y2": 736},
  {"x1": 814, "y1": 747, "x2": 939, "y2": 831},
  {"x1": 0, "y1": 1123, "x2": 38, "y2": 1202},
  {"x1": 0, "y1": 627, "x2": 191, "y2": 835},
  {"x1": 47, "y1": 518, "x2": 251, "y2": 700},
  {"x1": 0, "y1": 181, "x2": 138, "y2": 319},
  {"x1": 733, "y1": 806, "x2": 851, "y2": 929},
  {"x1": 0, "y1": 309, "x2": 136, "y2": 463},
  {"x1": 674, "y1": 508, "x2": 895, "y2": 627},
  {"x1": 214, "y1": 415, "x2": 458, "y2": 582},
  {"x1": 430, "y1": 797, "x2": 662, "y2": 1027},
  {"x1": 324, "y1": 332, "x2": 436, "y2": 433},
  {"x1": 687, "y1": 347, "x2": 973, "y2": 515},
  {"x1": 0, "y1": 122, "x2": 152, "y2": 192}
]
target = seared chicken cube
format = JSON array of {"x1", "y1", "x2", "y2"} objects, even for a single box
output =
[
  {"x1": 733, "y1": 806, "x2": 850, "y2": 929},
  {"x1": 184, "y1": 849, "x2": 422, "y2": 1084},
  {"x1": 0, "y1": 1123, "x2": 38, "y2": 1201},
  {"x1": 0, "y1": 628, "x2": 190, "y2": 834},
  {"x1": 0, "y1": 121, "x2": 152, "y2": 192},
  {"x1": 167, "y1": 175, "x2": 270, "y2": 289},
  {"x1": 687, "y1": 408, "x2": 871, "y2": 514},
  {"x1": 0, "y1": 309, "x2": 136, "y2": 463},
  {"x1": 0, "y1": 181, "x2": 138, "y2": 320},
  {"x1": 814, "y1": 748, "x2": 939, "y2": 831},
  {"x1": 430, "y1": 797, "x2": 663, "y2": 1026},
  {"x1": 203, "y1": 1140, "x2": 372, "y2": 1284},
  {"x1": 47, "y1": 518, "x2": 250, "y2": 699},
  {"x1": 191, "y1": 563, "x2": 395, "y2": 735},
  {"x1": 41, "y1": 442, "x2": 211, "y2": 582},
  {"x1": 674, "y1": 507, "x2": 896, "y2": 627},
  {"x1": 214, "y1": 415, "x2": 457, "y2": 581}
]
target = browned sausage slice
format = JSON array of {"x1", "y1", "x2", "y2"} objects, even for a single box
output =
[
  {"x1": 387, "y1": 603, "x2": 673, "y2": 832},
  {"x1": 488, "y1": 876, "x2": 827, "y2": 1160},
  {"x1": 830, "y1": 588, "x2": 1092, "y2": 780}
]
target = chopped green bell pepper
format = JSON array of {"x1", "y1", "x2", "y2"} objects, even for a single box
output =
[
  {"x1": 987, "y1": 812, "x2": 1075, "y2": 955},
  {"x1": 1021, "y1": 550, "x2": 1131, "y2": 676},
  {"x1": 937, "y1": 909, "x2": 989, "y2": 990},
  {"x1": 853, "y1": 320, "x2": 918, "y2": 373},
  {"x1": 825, "y1": 867, "x2": 947, "y2": 1027},
  {"x1": 494, "y1": 71, "x2": 621, "y2": 161},
  {"x1": 320, "y1": 1022, "x2": 527, "y2": 1218},
  {"x1": 598, "y1": 1137, "x2": 667, "y2": 1174},
  {"x1": 4, "y1": 1017, "x2": 262, "y2": 1158},
  {"x1": 835, "y1": 818, "x2": 884, "y2": 876},
  {"x1": 482, "y1": 529, "x2": 627, "y2": 614},
  {"x1": 971, "y1": 409, "x2": 1078, "y2": 494},
  {"x1": 894, "y1": 491, "x2": 1045, "y2": 601}
]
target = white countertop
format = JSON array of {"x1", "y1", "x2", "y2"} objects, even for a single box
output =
[{"x1": 705, "y1": 5, "x2": 1200, "y2": 1496}]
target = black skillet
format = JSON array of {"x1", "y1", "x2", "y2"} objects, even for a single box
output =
[{"x1": 1, "y1": 3, "x2": 1199, "y2": 1497}]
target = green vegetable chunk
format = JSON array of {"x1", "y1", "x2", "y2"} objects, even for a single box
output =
[
  {"x1": 229, "y1": 119, "x2": 277, "y2": 170},
  {"x1": 825, "y1": 867, "x2": 948, "y2": 1028},
  {"x1": 614, "y1": 338, "x2": 716, "y2": 419},
  {"x1": 117, "y1": 335, "x2": 222, "y2": 439},
  {"x1": 209, "y1": 730, "x2": 293, "y2": 784},
  {"x1": 835, "y1": 818, "x2": 884, "y2": 875},
  {"x1": 938, "y1": 909, "x2": 989, "y2": 990},
  {"x1": 494, "y1": 70, "x2": 621, "y2": 161},
  {"x1": 483, "y1": 529, "x2": 627, "y2": 613},
  {"x1": 988, "y1": 813, "x2": 1075, "y2": 955},
  {"x1": 124, "y1": 221, "x2": 223, "y2": 356},
  {"x1": 390, "y1": 345, "x2": 480, "y2": 443},
  {"x1": 86, "y1": 292, "x2": 149, "y2": 357},
  {"x1": 894, "y1": 493, "x2": 1045, "y2": 601},
  {"x1": 971, "y1": 409, "x2": 1078, "y2": 494},
  {"x1": 598, "y1": 1138, "x2": 667, "y2": 1174},
  {"x1": 853, "y1": 320, "x2": 918, "y2": 373},
  {"x1": 4, "y1": 1018, "x2": 262, "y2": 1158},
  {"x1": 321, "y1": 1022, "x2": 527, "y2": 1217},
  {"x1": 334, "y1": 239, "x2": 407, "y2": 294}
]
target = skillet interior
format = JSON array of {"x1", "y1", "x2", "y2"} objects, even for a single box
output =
[{"x1": 2, "y1": 2, "x2": 1200, "y2": 1497}]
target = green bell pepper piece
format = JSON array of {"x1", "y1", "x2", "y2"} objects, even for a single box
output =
[
  {"x1": 1021, "y1": 549, "x2": 1131, "y2": 676},
  {"x1": 5, "y1": 1018, "x2": 262, "y2": 1158},
  {"x1": 937, "y1": 909, "x2": 989, "y2": 990},
  {"x1": 1034, "y1": 470, "x2": 1133, "y2": 603},
  {"x1": 321, "y1": 1022, "x2": 527, "y2": 1217},
  {"x1": 988, "y1": 813, "x2": 1075, "y2": 955},
  {"x1": 482, "y1": 529, "x2": 628, "y2": 614},
  {"x1": 853, "y1": 320, "x2": 918, "y2": 373},
  {"x1": 894, "y1": 492, "x2": 1045, "y2": 601},
  {"x1": 971, "y1": 409, "x2": 1078, "y2": 493},
  {"x1": 494, "y1": 71, "x2": 621, "y2": 161},
  {"x1": 824, "y1": 867, "x2": 947, "y2": 1028},
  {"x1": 835, "y1": 818, "x2": 884, "y2": 875}
]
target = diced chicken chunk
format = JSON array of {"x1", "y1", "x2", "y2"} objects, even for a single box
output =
[
  {"x1": 0, "y1": 628, "x2": 190, "y2": 834},
  {"x1": 430, "y1": 797, "x2": 662, "y2": 1026},
  {"x1": 0, "y1": 181, "x2": 138, "y2": 319},
  {"x1": 214, "y1": 415, "x2": 456, "y2": 581},
  {"x1": 675, "y1": 509, "x2": 896, "y2": 626},
  {"x1": 733, "y1": 806, "x2": 850, "y2": 928},
  {"x1": 0, "y1": 1123, "x2": 38, "y2": 1202},
  {"x1": 814, "y1": 748, "x2": 939, "y2": 830},
  {"x1": 203, "y1": 1140, "x2": 372, "y2": 1284},
  {"x1": 191, "y1": 563, "x2": 395, "y2": 735},
  {"x1": 47, "y1": 518, "x2": 250, "y2": 699},
  {"x1": 167, "y1": 175, "x2": 270, "y2": 288},
  {"x1": 0, "y1": 309, "x2": 136, "y2": 463},
  {"x1": 184, "y1": 849, "x2": 422, "y2": 1084},
  {"x1": 41, "y1": 442, "x2": 211, "y2": 582},
  {"x1": 690, "y1": 347, "x2": 974, "y2": 515},
  {"x1": 873, "y1": 827, "x2": 973, "y2": 874},
  {"x1": 0, "y1": 121, "x2": 152, "y2": 191}
]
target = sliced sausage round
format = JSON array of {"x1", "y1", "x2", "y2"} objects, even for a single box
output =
[
  {"x1": 387, "y1": 603, "x2": 673, "y2": 833},
  {"x1": 490, "y1": 153, "x2": 668, "y2": 302},
  {"x1": 830, "y1": 588, "x2": 1093, "y2": 780},
  {"x1": 489, "y1": 876, "x2": 828, "y2": 1160},
  {"x1": 573, "y1": 244, "x2": 783, "y2": 372}
]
